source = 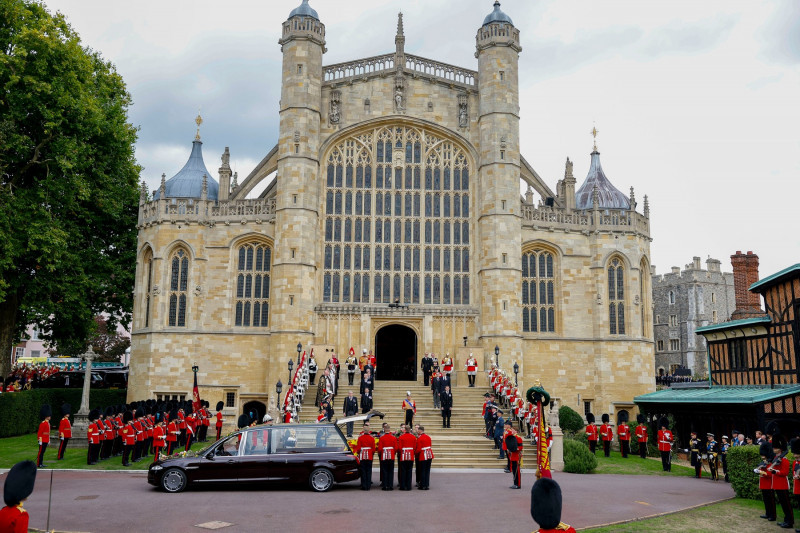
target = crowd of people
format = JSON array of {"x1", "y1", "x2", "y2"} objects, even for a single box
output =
[{"x1": 1, "y1": 362, "x2": 70, "y2": 392}]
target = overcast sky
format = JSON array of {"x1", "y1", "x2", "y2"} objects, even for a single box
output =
[{"x1": 43, "y1": 0, "x2": 800, "y2": 278}]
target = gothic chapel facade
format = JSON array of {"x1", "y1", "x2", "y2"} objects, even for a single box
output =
[{"x1": 130, "y1": 1, "x2": 655, "y2": 419}]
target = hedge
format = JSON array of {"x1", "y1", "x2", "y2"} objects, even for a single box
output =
[
  {"x1": 563, "y1": 438, "x2": 598, "y2": 474},
  {"x1": 728, "y1": 444, "x2": 797, "y2": 507},
  {"x1": 0, "y1": 389, "x2": 127, "y2": 438},
  {"x1": 558, "y1": 405, "x2": 584, "y2": 436}
]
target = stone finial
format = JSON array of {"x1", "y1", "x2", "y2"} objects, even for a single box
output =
[
  {"x1": 397, "y1": 11, "x2": 404, "y2": 37},
  {"x1": 629, "y1": 186, "x2": 636, "y2": 210},
  {"x1": 525, "y1": 185, "x2": 534, "y2": 205},
  {"x1": 564, "y1": 157, "x2": 574, "y2": 180},
  {"x1": 395, "y1": 11, "x2": 405, "y2": 59},
  {"x1": 592, "y1": 184, "x2": 599, "y2": 209},
  {"x1": 232, "y1": 172, "x2": 239, "y2": 189},
  {"x1": 643, "y1": 194, "x2": 650, "y2": 217},
  {"x1": 221, "y1": 147, "x2": 230, "y2": 168},
  {"x1": 139, "y1": 180, "x2": 148, "y2": 203},
  {"x1": 159, "y1": 173, "x2": 167, "y2": 197},
  {"x1": 201, "y1": 174, "x2": 208, "y2": 200}
]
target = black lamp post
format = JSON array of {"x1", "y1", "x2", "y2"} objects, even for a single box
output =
[
  {"x1": 288, "y1": 359, "x2": 294, "y2": 385},
  {"x1": 494, "y1": 345, "x2": 500, "y2": 369},
  {"x1": 513, "y1": 361, "x2": 519, "y2": 385},
  {"x1": 296, "y1": 342, "x2": 302, "y2": 366},
  {"x1": 463, "y1": 336, "x2": 468, "y2": 347},
  {"x1": 276, "y1": 380, "x2": 283, "y2": 413}
]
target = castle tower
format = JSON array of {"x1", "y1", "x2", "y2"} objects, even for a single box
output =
[
  {"x1": 271, "y1": 0, "x2": 326, "y2": 376},
  {"x1": 475, "y1": 2, "x2": 523, "y2": 368}
]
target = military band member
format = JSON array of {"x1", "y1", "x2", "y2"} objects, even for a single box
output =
[
  {"x1": 345, "y1": 349, "x2": 358, "y2": 386},
  {"x1": 101, "y1": 407, "x2": 114, "y2": 460},
  {"x1": 215, "y1": 401, "x2": 224, "y2": 441},
  {"x1": 790, "y1": 437, "x2": 800, "y2": 518},
  {"x1": 757, "y1": 441, "x2": 777, "y2": 521},
  {"x1": 689, "y1": 431, "x2": 702, "y2": 478},
  {"x1": 57, "y1": 403, "x2": 71, "y2": 460},
  {"x1": 121, "y1": 411, "x2": 135, "y2": 466},
  {"x1": 354, "y1": 423, "x2": 376, "y2": 490},
  {"x1": 36, "y1": 404, "x2": 51, "y2": 468},
  {"x1": 87, "y1": 409, "x2": 101, "y2": 465},
  {"x1": 397, "y1": 426, "x2": 417, "y2": 491},
  {"x1": 0, "y1": 460, "x2": 37, "y2": 533},
  {"x1": 416, "y1": 426, "x2": 433, "y2": 490},
  {"x1": 165, "y1": 412, "x2": 179, "y2": 456},
  {"x1": 617, "y1": 412, "x2": 630, "y2": 458},
  {"x1": 531, "y1": 478, "x2": 577, "y2": 533},
  {"x1": 768, "y1": 436, "x2": 794, "y2": 529},
  {"x1": 600, "y1": 414, "x2": 613, "y2": 457},
  {"x1": 635, "y1": 414, "x2": 648, "y2": 459},
  {"x1": 705, "y1": 433, "x2": 719, "y2": 481},
  {"x1": 152, "y1": 418, "x2": 166, "y2": 463},
  {"x1": 657, "y1": 417, "x2": 672, "y2": 472},
  {"x1": 465, "y1": 354, "x2": 478, "y2": 387},
  {"x1": 378, "y1": 424, "x2": 399, "y2": 490},
  {"x1": 585, "y1": 413, "x2": 598, "y2": 454}
]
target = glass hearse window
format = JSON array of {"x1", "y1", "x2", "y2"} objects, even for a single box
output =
[
  {"x1": 270, "y1": 427, "x2": 348, "y2": 453},
  {"x1": 214, "y1": 434, "x2": 241, "y2": 457},
  {"x1": 241, "y1": 428, "x2": 270, "y2": 456}
]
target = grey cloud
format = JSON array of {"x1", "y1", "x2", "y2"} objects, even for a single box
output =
[{"x1": 758, "y1": 1, "x2": 800, "y2": 64}]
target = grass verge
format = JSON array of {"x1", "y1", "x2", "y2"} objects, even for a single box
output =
[{"x1": 589, "y1": 449, "x2": 696, "y2": 477}]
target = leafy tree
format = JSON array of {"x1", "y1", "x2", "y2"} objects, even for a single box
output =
[
  {"x1": 0, "y1": 0, "x2": 140, "y2": 377},
  {"x1": 85, "y1": 315, "x2": 131, "y2": 363}
]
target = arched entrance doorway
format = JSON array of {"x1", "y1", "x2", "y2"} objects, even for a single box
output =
[
  {"x1": 375, "y1": 324, "x2": 417, "y2": 381},
  {"x1": 241, "y1": 400, "x2": 266, "y2": 425}
]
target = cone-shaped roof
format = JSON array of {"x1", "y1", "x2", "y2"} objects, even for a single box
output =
[
  {"x1": 153, "y1": 140, "x2": 219, "y2": 201},
  {"x1": 575, "y1": 150, "x2": 630, "y2": 210},
  {"x1": 483, "y1": 1, "x2": 514, "y2": 26},
  {"x1": 289, "y1": 0, "x2": 319, "y2": 20}
]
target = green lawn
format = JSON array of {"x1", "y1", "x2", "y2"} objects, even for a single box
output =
[
  {"x1": 0, "y1": 433, "x2": 210, "y2": 471},
  {"x1": 579, "y1": 498, "x2": 766, "y2": 532},
  {"x1": 590, "y1": 450, "x2": 696, "y2": 477}
]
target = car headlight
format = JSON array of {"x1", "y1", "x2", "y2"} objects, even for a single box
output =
[{"x1": 151, "y1": 465, "x2": 163, "y2": 471}]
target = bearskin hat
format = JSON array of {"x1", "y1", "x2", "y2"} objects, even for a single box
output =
[
  {"x1": 601, "y1": 413, "x2": 609, "y2": 424},
  {"x1": 39, "y1": 404, "x2": 52, "y2": 420},
  {"x1": 216, "y1": 401, "x2": 224, "y2": 412},
  {"x1": 766, "y1": 420, "x2": 780, "y2": 437},
  {"x1": 88, "y1": 409, "x2": 100, "y2": 421},
  {"x1": 123, "y1": 411, "x2": 133, "y2": 424},
  {"x1": 636, "y1": 414, "x2": 646, "y2": 424},
  {"x1": 169, "y1": 409, "x2": 178, "y2": 421},
  {"x1": 617, "y1": 411, "x2": 628, "y2": 424},
  {"x1": 61, "y1": 403, "x2": 72, "y2": 417},
  {"x1": 790, "y1": 437, "x2": 800, "y2": 455},
  {"x1": 3, "y1": 460, "x2": 37, "y2": 507},
  {"x1": 105, "y1": 406, "x2": 114, "y2": 417},
  {"x1": 658, "y1": 417, "x2": 669, "y2": 429},
  {"x1": 586, "y1": 413, "x2": 595, "y2": 424},
  {"x1": 759, "y1": 441, "x2": 774, "y2": 460},
  {"x1": 531, "y1": 477, "x2": 562, "y2": 529},
  {"x1": 237, "y1": 414, "x2": 251, "y2": 429},
  {"x1": 771, "y1": 434, "x2": 787, "y2": 452}
]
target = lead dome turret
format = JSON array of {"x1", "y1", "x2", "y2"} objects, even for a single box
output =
[
  {"x1": 482, "y1": 1, "x2": 514, "y2": 26},
  {"x1": 153, "y1": 122, "x2": 219, "y2": 201},
  {"x1": 288, "y1": 0, "x2": 319, "y2": 20}
]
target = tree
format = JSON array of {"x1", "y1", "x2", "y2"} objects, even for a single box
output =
[
  {"x1": 86, "y1": 315, "x2": 131, "y2": 363},
  {"x1": 558, "y1": 404, "x2": 585, "y2": 437},
  {"x1": 0, "y1": 0, "x2": 140, "y2": 377}
]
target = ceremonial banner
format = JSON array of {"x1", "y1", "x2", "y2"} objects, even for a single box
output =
[
  {"x1": 537, "y1": 403, "x2": 552, "y2": 478},
  {"x1": 192, "y1": 370, "x2": 201, "y2": 414}
]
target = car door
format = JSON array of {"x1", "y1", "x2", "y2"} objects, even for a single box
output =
[
  {"x1": 235, "y1": 428, "x2": 272, "y2": 483},
  {"x1": 192, "y1": 434, "x2": 243, "y2": 484}
]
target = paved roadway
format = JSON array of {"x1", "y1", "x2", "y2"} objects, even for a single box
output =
[{"x1": 15, "y1": 468, "x2": 734, "y2": 532}]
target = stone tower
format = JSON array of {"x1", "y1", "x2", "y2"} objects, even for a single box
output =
[
  {"x1": 475, "y1": 2, "x2": 523, "y2": 368},
  {"x1": 271, "y1": 0, "x2": 326, "y2": 375}
]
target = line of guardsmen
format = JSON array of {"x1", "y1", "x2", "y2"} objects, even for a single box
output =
[
  {"x1": 756, "y1": 433, "x2": 799, "y2": 530},
  {"x1": 35, "y1": 399, "x2": 226, "y2": 467},
  {"x1": 350, "y1": 422, "x2": 434, "y2": 491},
  {"x1": 585, "y1": 412, "x2": 655, "y2": 462}
]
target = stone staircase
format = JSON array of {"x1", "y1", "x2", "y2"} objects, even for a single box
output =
[{"x1": 299, "y1": 378, "x2": 537, "y2": 469}]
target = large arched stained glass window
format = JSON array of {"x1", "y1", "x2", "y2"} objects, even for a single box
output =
[
  {"x1": 608, "y1": 257, "x2": 625, "y2": 335},
  {"x1": 168, "y1": 249, "x2": 189, "y2": 327},
  {"x1": 322, "y1": 126, "x2": 472, "y2": 305},
  {"x1": 234, "y1": 242, "x2": 272, "y2": 327},
  {"x1": 522, "y1": 249, "x2": 555, "y2": 332}
]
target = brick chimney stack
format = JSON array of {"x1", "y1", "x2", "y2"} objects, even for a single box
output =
[{"x1": 730, "y1": 250, "x2": 763, "y2": 320}]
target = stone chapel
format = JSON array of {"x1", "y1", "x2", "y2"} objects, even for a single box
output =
[{"x1": 129, "y1": 1, "x2": 656, "y2": 420}]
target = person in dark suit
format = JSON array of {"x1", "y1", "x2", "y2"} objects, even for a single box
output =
[
  {"x1": 421, "y1": 353, "x2": 433, "y2": 386},
  {"x1": 431, "y1": 368, "x2": 442, "y2": 408},
  {"x1": 342, "y1": 391, "x2": 359, "y2": 437},
  {"x1": 361, "y1": 388, "x2": 373, "y2": 414},
  {"x1": 440, "y1": 385, "x2": 453, "y2": 428},
  {"x1": 360, "y1": 368, "x2": 374, "y2": 398},
  {"x1": 494, "y1": 410, "x2": 506, "y2": 458}
]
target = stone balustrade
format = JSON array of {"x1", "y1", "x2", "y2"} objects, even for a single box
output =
[
  {"x1": 323, "y1": 53, "x2": 476, "y2": 88},
  {"x1": 521, "y1": 202, "x2": 650, "y2": 237},
  {"x1": 138, "y1": 197, "x2": 276, "y2": 227}
]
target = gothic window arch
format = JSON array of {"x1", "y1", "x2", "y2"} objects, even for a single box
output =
[
  {"x1": 522, "y1": 249, "x2": 556, "y2": 332},
  {"x1": 141, "y1": 248, "x2": 154, "y2": 328},
  {"x1": 640, "y1": 258, "x2": 650, "y2": 337},
  {"x1": 608, "y1": 257, "x2": 626, "y2": 335},
  {"x1": 168, "y1": 248, "x2": 190, "y2": 327},
  {"x1": 234, "y1": 242, "x2": 272, "y2": 327},
  {"x1": 322, "y1": 125, "x2": 472, "y2": 305}
]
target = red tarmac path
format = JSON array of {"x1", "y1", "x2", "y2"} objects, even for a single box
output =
[{"x1": 11, "y1": 468, "x2": 734, "y2": 532}]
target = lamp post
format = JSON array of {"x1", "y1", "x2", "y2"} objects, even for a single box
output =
[
  {"x1": 494, "y1": 345, "x2": 500, "y2": 369},
  {"x1": 296, "y1": 342, "x2": 302, "y2": 366},
  {"x1": 276, "y1": 380, "x2": 283, "y2": 415},
  {"x1": 463, "y1": 336, "x2": 467, "y2": 347},
  {"x1": 288, "y1": 359, "x2": 294, "y2": 386},
  {"x1": 513, "y1": 361, "x2": 519, "y2": 386}
]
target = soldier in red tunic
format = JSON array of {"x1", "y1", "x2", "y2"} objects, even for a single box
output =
[
  {"x1": 757, "y1": 441, "x2": 777, "y2": 521},
  {"x1": 377, "y1": 424, "x2": 398, "y2": 490},
  {"x1": 0, "y1": 460, "x2": 37, "y2": 533},
  {"x1": 57, "y1": 403, "x2": 72, "y2": 460},
  {"x1": 397, "y1": 425, "x2": 417, "y2": 490},
  {"x1": 617, "y1": 412, "x2": 630, "y2": 458},
  {"x1": 353, "y1": 423, "x2": 376, "y2": 490},
  {"x1": 585, "y1": 413, "x2": 598, "y2": 454},
  {"x1": 215, "y1": 401, "x2": 224, "y2": 441},
  {"x1": 121, "y1": 410, "x2": 135, "y2": 466},
  {"x1": 87, "y1": 409, "x2": 101, "y2": 465},
  {"x1": 415, "y1": 426, "x2": 434, "y2": 490},
  {"x1": 600, "y1": 414, "x2": 613, "y2": 457},
  {"x1": 165, "y1": 412, "x2": 179, "y2": 456},
  {"x1": 36, "y1": 404, "x2": 51, "y2": 468},
  {"x1": 657, "y1": 417, "x2": 673, "y2": 471},
  {"x1": 635, "y1": 414, "x2": 648, "y2": 459},
  {"x1": 504, "y1": 421, "x2": 521, "y2": 489},
  {"x1": 790, "y1": 437, "x2": 800, "y2": 516},
  {"x1": 768, "y1": 435, "x2": 794, "y2": 528},
  {"x1": 531, "y1": 477, "x2": 576, "y2": 533}
]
